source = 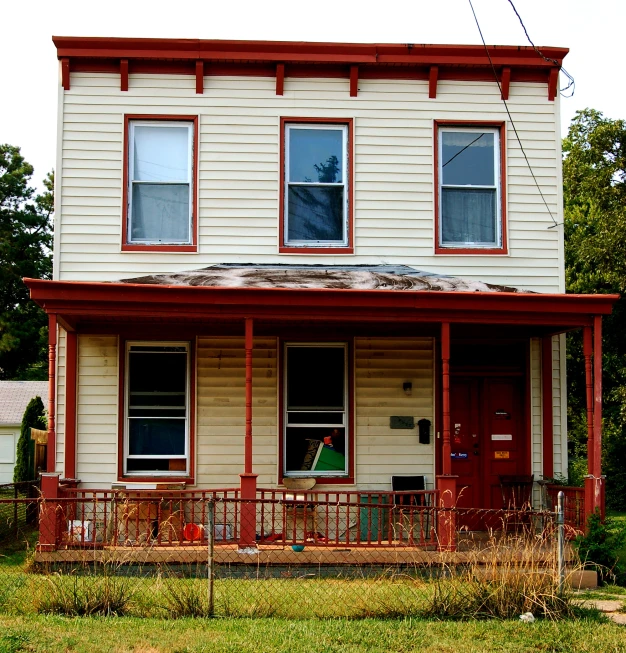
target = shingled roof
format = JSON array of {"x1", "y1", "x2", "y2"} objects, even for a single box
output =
[
  {"x1": 119, "y1": 264, "x2": 529, "y2": 293},
  {"x1": 0, "y1": 382, "x2": 48, "y2": 426}
]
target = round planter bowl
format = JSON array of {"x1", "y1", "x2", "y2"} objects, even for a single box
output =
[{"x1": 291, "y1": 544, "x2": 305, "y2": 552}]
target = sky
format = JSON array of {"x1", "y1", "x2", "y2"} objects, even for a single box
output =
[{"x1": 1, "y1": 0, "x2": 625, "y2": 191}]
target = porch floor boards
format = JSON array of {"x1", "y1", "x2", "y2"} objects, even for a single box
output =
[{"x1": 34, "y1": 542, "x2": 573, "y2": 565}]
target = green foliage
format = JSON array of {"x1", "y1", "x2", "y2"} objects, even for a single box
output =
[
  {"x1": 563, "y1": 109, "x2": 626, "y2": 508},
  {"x1": 574, "y1": 511, "x2": 626, "y2": 586},
  {"x1": 13, "y1": 397, "x2": 46, "y2": 483},
  {"x1": 0, "y1": 145, "x2": 53, "y2": 380}
]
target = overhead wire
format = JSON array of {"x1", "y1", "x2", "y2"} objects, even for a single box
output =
[
  {"x1": 467, "y1": 0, "x2": 560, "y2": 228},
  {"x1": 505, "y1": 0, "x2": 575, "y2": 97}
]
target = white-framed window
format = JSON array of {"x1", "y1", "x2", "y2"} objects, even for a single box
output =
[
  {"x1": 124, "y1": 342, "x2": 190, "y2": 476},
  {"x1": 438, "y1": 125, "x2": 503, "y2": 249},
  {"x1": 283, "y1": 343, "x2": 348, "y2": 477},
  {"x1": 126, "y1": 119, "x2": 194, "y2": 245},
  {"x1": 283, "y1": 122, "x2": 349, "y2": 248}
]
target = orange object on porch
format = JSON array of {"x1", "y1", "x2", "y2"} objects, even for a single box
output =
[{"x1": 183, "y1": 522, "x2": 204, "y2": 541}]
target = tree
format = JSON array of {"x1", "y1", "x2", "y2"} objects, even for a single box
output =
[
  {"x1": 563, "y1": 109, "x2": 626, "y2": 508},
  {"x1": 0, "y1": 145, "x2": 53, "y2": 379},
  {"x1": 13, "y1": 396, "x2": 46, "y2": 483}
]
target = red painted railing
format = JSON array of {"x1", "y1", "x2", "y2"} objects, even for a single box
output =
[
  {"x1": 544, "y1": 484, "x2": 585, "y2": 532},
  {"x1": 39, "y1": 488, "x2": 439, "y2": 550}
]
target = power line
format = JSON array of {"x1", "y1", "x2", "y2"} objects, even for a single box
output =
[
  {"x1": 467, "y1": 0, "x2": 560, "y2": 229},
  {"x1": 505, "y1": 0, "x2": 575, "y2": 97}
]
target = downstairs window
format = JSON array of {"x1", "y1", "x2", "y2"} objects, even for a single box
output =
[{"x1": 124, "y1": 342, "x2": 190, "y2": 476}]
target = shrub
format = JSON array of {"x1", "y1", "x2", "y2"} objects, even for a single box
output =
[
  {"x1": 574, "y1": 511, "x2": 626, "y2": 585},
  {"x1": 13, "y1": 396, "x2": 46, "y2": 483}
]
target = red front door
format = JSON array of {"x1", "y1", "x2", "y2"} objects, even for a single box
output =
[{"x1": 449, "y1": 377, "x2": 527, "y2": 516}]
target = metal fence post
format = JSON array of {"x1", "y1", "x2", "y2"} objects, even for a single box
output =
[
  {"x1": 557, "y1": 490, "x2": 565, "y2": 594},
  {"x1": 207, "y1": 498, "x2": 215, "y2": 616}
]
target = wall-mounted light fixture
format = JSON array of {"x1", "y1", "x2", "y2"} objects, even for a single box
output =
[{"x1": 403, "y1": 381, "x2": 412, "y2": 396}]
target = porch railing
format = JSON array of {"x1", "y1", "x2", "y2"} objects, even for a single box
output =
[
  {"x1": 38, "y1": 488, "x2": 439, "y2": 550},
  {"x1": 544, "y1": 484, "x2": 585, "y2": 531}
]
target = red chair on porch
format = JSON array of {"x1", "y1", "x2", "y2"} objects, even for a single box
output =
[{"x1": 499, "y1": 474, "x2": 534, "y2": 532}]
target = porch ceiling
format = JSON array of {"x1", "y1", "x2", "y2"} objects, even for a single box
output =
[{"x1": 24, "y1": 265, "x2": 618, "y2": 334}]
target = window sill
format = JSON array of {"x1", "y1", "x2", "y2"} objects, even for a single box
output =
[
  {"x1": 279, "y1": 246, "x2": 354, "y2": 255},
  {"x1": 119, "y1": 475, "x2": 194, "y2": 484},
  {"x1": 281, "y1": 476, "x2": 354, "y2": 485},
  {"x1": 435, "y1": 246, "x2": 508, "y2": 256},
  {"x1": 122, "y1": 244, "x2": 197, "y2": 253}
]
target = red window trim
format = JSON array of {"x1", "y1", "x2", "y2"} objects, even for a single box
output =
[
  {"x1": 122, "y1": 114, "x2": 199, "y2": 253},
  {"x1": 117, "y1": 337, "x2": 196, "y2": 484},
  {"x1": 279, "y1": 117, "x2": 354, "y2": 255},
  {"x1": 278, "y1": 338, "x2": 355, "y2": 485},
  {"x1": 433, "y1": 120, "x2": 508, "y2": 256}
]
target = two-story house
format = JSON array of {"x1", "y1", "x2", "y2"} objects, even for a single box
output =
[{"x1": 27, "y1": 37, "x2": 617, "y2": 553}]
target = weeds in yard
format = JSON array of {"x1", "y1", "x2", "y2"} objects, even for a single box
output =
[{"x1": 33, "y1": 567, "x2": 137, "y2": 616}]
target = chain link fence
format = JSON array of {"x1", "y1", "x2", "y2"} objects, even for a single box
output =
[{"x1": 0, "y1": 490, "x2": 577, "y2": 619}]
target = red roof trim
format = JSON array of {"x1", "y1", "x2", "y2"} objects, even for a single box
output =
[{"x1": 25, "y1": 278, "x2": 617, "y2": 325}]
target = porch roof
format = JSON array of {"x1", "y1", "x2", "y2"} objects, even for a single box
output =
[{"x1": 25, "y1": 265, "x2": 618, "y2": 333}]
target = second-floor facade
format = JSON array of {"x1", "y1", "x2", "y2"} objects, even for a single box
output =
[{"x1": 52, "y1": 37, "x2": 567, "y2": 292}]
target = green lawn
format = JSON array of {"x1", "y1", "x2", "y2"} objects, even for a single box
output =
[{"x1": 0, "y1": 615, "x2": 625, "y2": 653}]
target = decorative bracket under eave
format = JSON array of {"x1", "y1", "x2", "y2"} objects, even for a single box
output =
[
  {"x1": 61, "y1": 58, "x2": 70, "y2": 90},
  {"x1": 350, "y1": 65, "x2": 359, "y2": 97},
  {"x1": 548, "y1": 67, "x2": 558, "y2": 101},
  {"x1": 120, "y1": 59, "x2": 129, "y2": 92},
  {"x1": 429, "y1": 65, "x2": 438, "y2": 98},
  {"x1": 501, "y1": 67, "x2": 511, "y2": 100},
  {"x1": 276, "y1": 63, "x2": 284, "y2": 95},
  {"x1": 196, "y1": 60, "x2": 204, "y2": 94}
]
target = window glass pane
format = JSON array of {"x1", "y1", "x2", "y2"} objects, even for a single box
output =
[
  {"x1": 287, "y1": 186, "x2": 344, "y2": 241},
  {"x1": 128, "y1": 418, "x2": 186, "y2": 456},
  {"x1": 287, "y1": 412, "x2": 344, "y2": 425},
  {"x1": 289, "y1": 129, "x2": 343, "y2": 183},
  {"x1": 441, "y1": 188, "x2": 497, "y2": 244},
  {"x1": 285, "y1": 428, "x2": 346, "y2": 473},
  {"x1": 442, "y1": 131, "x2": 495, "y2": 186},
  {"x1": 287, "y1": 347, "x2": 344, "y2": 410},
  {"x1": 129, "y1": 351, "x2": 186, "y2": 396},
  {"x1": 131, "y1": 183, "x2": 190, "y2": 242},
  {"x1": 133, "y1": 125, "x2": 189, "y2": 182},
  {"x1": 127, "y1": 458, "x2": 184, "y2": 472}
]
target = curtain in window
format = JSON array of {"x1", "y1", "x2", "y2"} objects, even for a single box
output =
[{"x1": 441, "y1": 188, "x2": 497, "y2": 245}]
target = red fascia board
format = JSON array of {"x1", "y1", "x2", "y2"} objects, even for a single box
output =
[
  {"x1": 25, "y1": 278, "x2": 617, "y2": 319},
  {"x1": 52, "y1": 36, "x2": 568, "y2": 68}
]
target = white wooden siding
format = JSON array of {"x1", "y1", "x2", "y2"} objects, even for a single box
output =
[
  {"x1": 355, "y1": 337, "x2": 434, "y2": 490},
  {"x1": 55, "y1": 329, "x2": 66, "y2": 474},
  {"x1": 57, "y1": 74, "x2": 563, "y2": 291},
  {"x1": 75, "y1": 336, "x2": 118, "y2": 488},
  {"x1": 196, "y1": 337, "x2": 278, "y2": 488}
]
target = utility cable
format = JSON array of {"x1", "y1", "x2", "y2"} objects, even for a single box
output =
[{"x1": 468, "y1": 0, "x2": 560, "y2": 228}]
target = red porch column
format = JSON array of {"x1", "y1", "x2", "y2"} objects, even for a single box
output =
[
  {"x1": 38, "y1": 472, "x2": 61, "y2": 551},
  {"x1": 47, "y1": 314, "x2": 58, "y2": 473},
  {"x1": 583, "y1": 318, "x2": 604, "y2": 523},
  {"x1": 541, "y1": 337, "x2": 554, "y2": 479},
  {"x1": 436, "y1": 322, "x2": 457, "y2": 551},
  {"x1": 239, "y1": 317, "x2": 258, "y2": 548},
  {"x1": 64, "y1": 331, "x2": 78, "y2": 480},
  {"x1": 593, "y1": 316, "x2": 604, "y2": 518}
]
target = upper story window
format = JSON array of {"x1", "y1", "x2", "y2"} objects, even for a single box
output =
[
  {"x1": 123, "y1": 116, "x2": 198, "y2": 252},
  {"x1": 435, "y1": 123, "x2": 507, "y2": 255},
  {"x1": 280, "y1": 119, "x2": 353, "y2": 254}
]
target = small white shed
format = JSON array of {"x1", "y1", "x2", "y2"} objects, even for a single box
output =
[{"x1": 0, "y1": 382, "x2": 48, "y2": 484}]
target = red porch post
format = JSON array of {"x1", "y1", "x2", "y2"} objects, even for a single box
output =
[
  {"x1": 436, "y1": 322, "x2": 457, "y2": 551},
  {"x1": 583, "y1": 317, "x2": 604, "y2": 523},
  {"x1": 541, "y1": 337, "x2": 554, "y2": 480},
  {"x1": 38, "y1": 472, "x2": 60, "y2": 551},
  {"x1": 47, "y1": 314, "x2": 57, "y2": 473},
  {"x1": 583, "y1": 326, "x2": 595, "y2": 521},
  {"x1": 239, "y1": 317, "x2": 258, "y2": 548},
  {"x1": 64, "y1": 330, "x2": 78, "y2": 480},
  {"x1": 593, "y1": 316, "x2": 604, "y2": 518}
]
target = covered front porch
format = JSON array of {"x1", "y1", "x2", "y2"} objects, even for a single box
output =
[{"x1": 26, "y1": 266, "x2": 616, "y2": 555}]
